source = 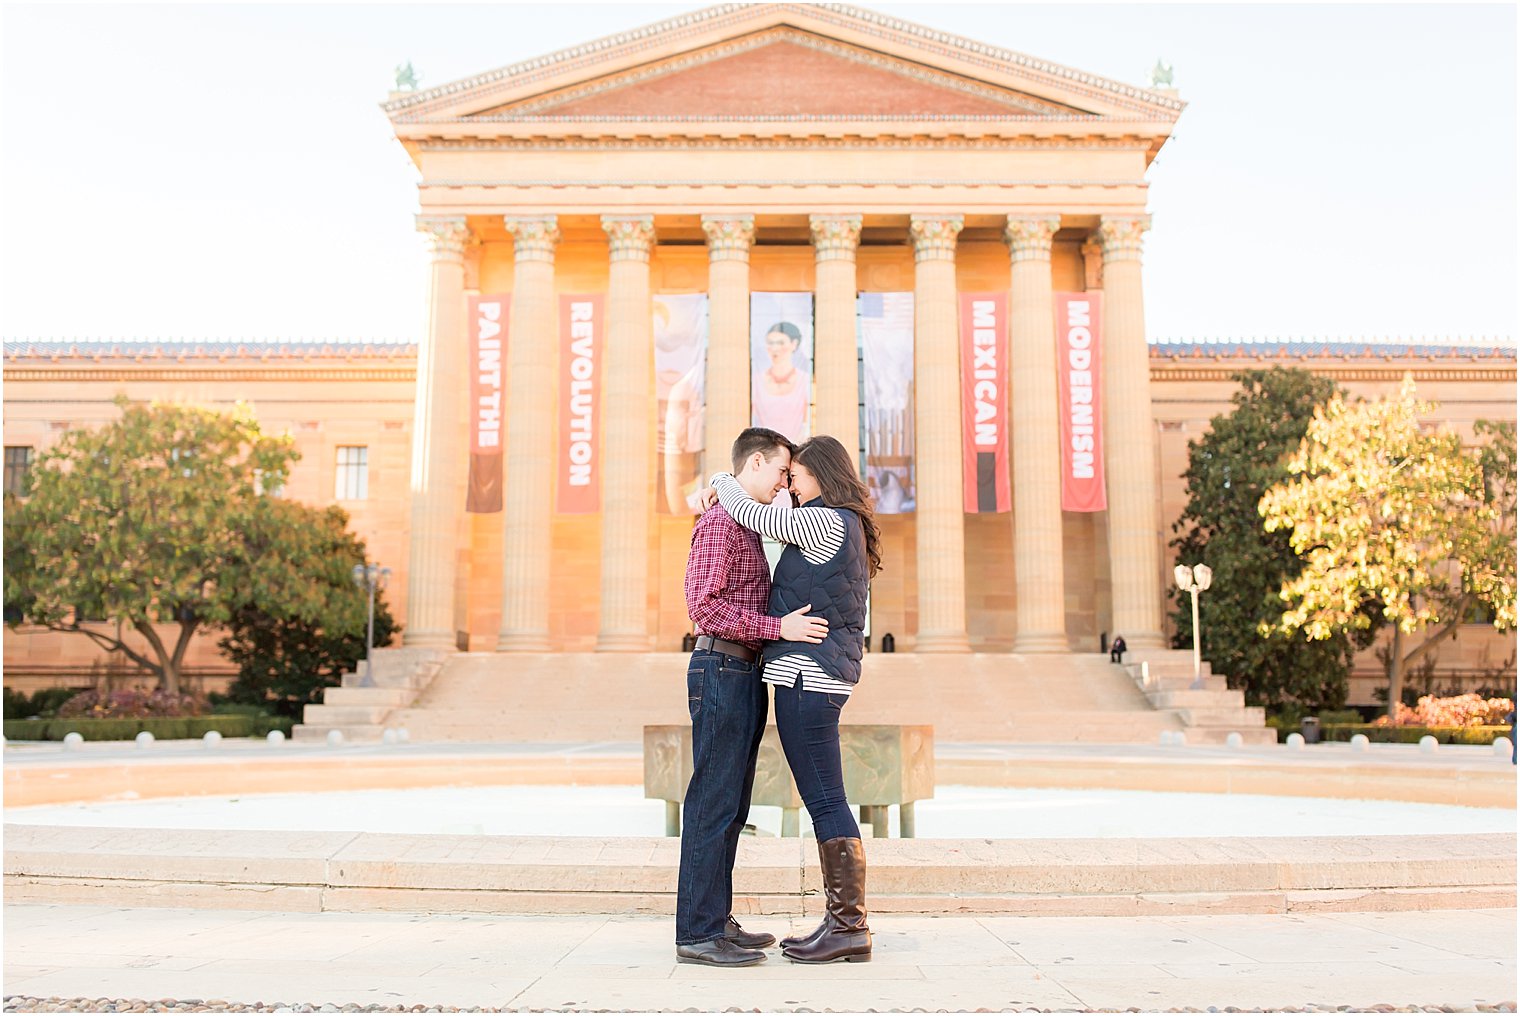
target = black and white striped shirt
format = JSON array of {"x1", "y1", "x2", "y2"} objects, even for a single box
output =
[{"x1": 711, "y1": 473, "x2": 855, "y2": 697}]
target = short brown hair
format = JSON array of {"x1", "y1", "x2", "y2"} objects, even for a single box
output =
[{"x1": 730, "y1": 427, "x2": 794, "y2": 473}]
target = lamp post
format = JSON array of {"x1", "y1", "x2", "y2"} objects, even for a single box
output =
[
  {"x1": 1173, "y1": 563, "x2": 1212, "y2": 690},
  {"x1": 351, "y1": 563, "x2": 392, "y2": 688}
]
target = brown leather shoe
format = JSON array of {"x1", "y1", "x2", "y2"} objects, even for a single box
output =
[
  {"x1": 724, "y1": 916, "x2": 776, "y2": 949},
  {"x1": 782, "y1": 836, "x2": 871, "y2": 964},
  {"x1": 676, "y1": 937, "x2": 766, "y2": 967}
]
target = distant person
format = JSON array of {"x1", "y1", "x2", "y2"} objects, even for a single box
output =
[
  {"x1": 1109, "y1": 635, "x2": 1127, "y2": 664},
  {"x1": 676, "y1": 428, "x2": 826, "y2": 968}
]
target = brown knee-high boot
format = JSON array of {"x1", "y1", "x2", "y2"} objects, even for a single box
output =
[
  {"x1": 783, "y1": 836, "x2": 871, "y2": 963},
  {"x1": 780, "y1": 839, "x2": 832, "y2": 951}
]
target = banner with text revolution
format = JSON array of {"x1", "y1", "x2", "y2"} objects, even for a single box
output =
[{"x1": 558, "y1": 294, "x2": 603, "y2": 514}]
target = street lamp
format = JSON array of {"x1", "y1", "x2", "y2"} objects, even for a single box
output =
[
  {"x1": 1173, "y1": 563, "x2": 1212, "y2": 690},
  {"x1": 351, "y1": 562, "x2": 392, "y2": 688}
]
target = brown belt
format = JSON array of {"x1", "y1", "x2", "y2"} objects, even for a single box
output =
[{"x1": 693, "y1": 635, "x2": 758, "y2": 664}]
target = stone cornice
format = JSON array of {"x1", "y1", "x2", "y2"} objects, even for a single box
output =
[
  {"x1": 1151, "y1": 365, "x2": 1516, "y2": 384},
  {"x1": 418, "y1": 137, "x2": 1157, "y2": 152},
  {"x1": 419, "y1": 178, "x2": 1149, "y2": 191},
  {"x1": 384, "y1": 4, "x2": 1183, "y2": 122},
  {"x1": 4, "y1": 367, "x2": 419, "y2": 383}
]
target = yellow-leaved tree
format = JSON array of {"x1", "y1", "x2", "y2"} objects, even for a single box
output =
[{"x1": 1258, "y1": 376, "x2": 1515, "y2": 720}]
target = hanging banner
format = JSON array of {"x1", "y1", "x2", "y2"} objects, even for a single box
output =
[
  {"x1": 959, "y1": 292, "x2": 1011, "y2": 513},
  {"x1": 1055, "y1": 292, "x2": 1107, "y2": 512},
  {"x1": 859, "y1": 292, "x2": 916, "y2": 514},
  {"x1": 466, "y1": 293, "x2": 509, "y2": 513},
  {"x1": 654, "y1": 294, "x2": 708, "y2": 515},
  {"x1": 557, "y1": 294, "x2": 603, "y2": 514},
  {"x1": 750, "y1": 292, "x2": 815, "y2": 446}
]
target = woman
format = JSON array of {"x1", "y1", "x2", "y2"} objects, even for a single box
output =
[
  {"x1": 751, "y1": 321, "x2": 810, "y2": 443},
  {"x1": 707, "y1": 434, "x2": 882, "y2": 964}
]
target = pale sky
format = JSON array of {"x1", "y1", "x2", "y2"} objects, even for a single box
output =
[{"x1": 0, "y1": 2, "x2": 1514, "y2": 344}]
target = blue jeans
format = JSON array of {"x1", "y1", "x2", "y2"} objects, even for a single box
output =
[
  {"x1": 772, "y1": 679, "x2": 861, "y2": 843},
  {"x1": 675, "y1": 649, "x2": 767, "y2": 945}
]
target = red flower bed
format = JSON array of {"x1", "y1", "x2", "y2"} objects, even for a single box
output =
[{"x1": 57, "y1": 688, "x2": 208, "y2": 719}]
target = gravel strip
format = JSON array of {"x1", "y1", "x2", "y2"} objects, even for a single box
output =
[{"x1": 4, "y1": 1001, "x2": 1515, "y2": 1013}]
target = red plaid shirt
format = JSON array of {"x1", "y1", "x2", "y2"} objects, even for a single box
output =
[{"x1": 685, "y1": 504, "x2": 781, "y2": 650}]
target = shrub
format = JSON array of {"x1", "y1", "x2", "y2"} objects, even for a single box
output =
[
  {"x1": 1321, "y1": 723, "x2": 1511, "y2": 745},
  {"x1": 2, "y1": 685, "x2": 82, "y2": 720},
  {"x1": 57, "y1": 688, "x2": 208, "y2": 720},
  {"x1": 2, "y1": 713, "x2": 293, "y2": 741}
]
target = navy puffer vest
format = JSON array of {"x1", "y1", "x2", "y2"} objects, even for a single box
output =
[{"x1": 763, "y1": 500, "x2": 869, "y2": 685}]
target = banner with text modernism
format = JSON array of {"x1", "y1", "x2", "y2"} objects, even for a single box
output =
[
  {"x1": 959, "y1": 292, "x2": 1011, "y2": 513},
  {"x1": 466, "y1": 293, "x2": 509, "y2": 513},
  {"x1": 1054, "y1": 292, "x2": 1106, "y2": 512},
  {"x1": 558, "y1": 294, "x2": 603, "y2": 514}
]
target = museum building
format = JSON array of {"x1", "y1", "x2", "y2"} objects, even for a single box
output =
[{"x1": 3, "y1": 4, "x2": 1515, "y2": 707}]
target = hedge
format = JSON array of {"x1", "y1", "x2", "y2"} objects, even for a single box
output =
[
  {"x1": 2, "y1": 714, "x2": 295, "y2": 742},
  {"x1": 1320, "y1": 723, "x2": 1512, "y2": 746}
]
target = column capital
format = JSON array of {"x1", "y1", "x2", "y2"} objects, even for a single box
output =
[
  {"x1": 809, "y1": 214, "x2": 862, "y2": 263},
  {"x1": 701, "y1": 214, "x2": 756, "y2": 263},
  {"x1": 1003, "y1": 215, "x2": 1061, "y2": 262},
  {"x1": 601, "y1": 215, "x2": 656, "y2": 263},
  {"x1": 416, "y1": 215, "x2": 470, "y2": 260},
  {"x1": 908, "y1": 214, "x2": 963, "y2": 263},
  {"x1": 504, "y1": 215, "x2": 560, "y2": 263},
  {"x1": 1095, "y1": 215, "x2": 1151, "y2": 264}
]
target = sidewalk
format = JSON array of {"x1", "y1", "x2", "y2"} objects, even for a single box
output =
[{"x1": 4, "y1": 904, "x2": 1515, "y2": 1012}]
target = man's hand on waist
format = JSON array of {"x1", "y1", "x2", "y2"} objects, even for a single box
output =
[{"x1": 779, "y1": 604, "x2": 828, "y2": 644}]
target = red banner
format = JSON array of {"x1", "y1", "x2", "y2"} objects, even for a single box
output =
[
  {"x1": 959, "y1": 292, "x2": 1011, "y2": 513},
  {"x1": 466, "y1": 293, "x2": 509, "y2": 513},
  {"x1": 558, "y1": 294, "x2": 603, "y2": 514},
  {"x1": 1055, "y1": 292, "x2": 1106, "y2": 512}
]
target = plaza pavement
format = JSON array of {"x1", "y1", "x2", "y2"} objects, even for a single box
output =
[{"x1": 3, "y1": 904, "x2": 1516, "y2": 1012}]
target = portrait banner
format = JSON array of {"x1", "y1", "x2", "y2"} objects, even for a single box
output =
[
  {"x1": 466, "y1": 293, "x2": 509, "y2": 513},
  {"x1": 1055, "y1": 292, "x2": 1107, "y2": 512},
  {"x1": 557, "y1": 294, "x2": 603, "y2": 514},
  {"x1": 858, "y1": 292, "x2": 915, "y2": 514},
  {"x1": 654, "y1": 294, "x2": 708, "y2": 515},
  {"x1": 959, "y1": 292, "x2": 1011, "y2": 513},
  {"x1": 750, "y1": 292, "x2": 815, "y2": 446}
]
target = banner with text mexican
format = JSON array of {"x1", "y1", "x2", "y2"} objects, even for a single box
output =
[
  {"x1": 959, "y1": 292, "x2": 1011, "y2": 513},
  {"x1": 558, "y1": 294, "x2": 603, "y2": 514},
  {"x1": 466, "y1": 293, "x2": 509, "y2": 514},
  {"x1": 1055, "y1": 292, "x2": 1106, "y2": 513}
]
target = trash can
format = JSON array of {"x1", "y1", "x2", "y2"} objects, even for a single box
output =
[{"x1": 1301, "y1": 716, "x2": 1321, "y2": 744}]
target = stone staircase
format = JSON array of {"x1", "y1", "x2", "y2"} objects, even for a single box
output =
[
  {"x1": 1121, "y1": 648, "x2": 1276, "y2": 745},
  {"x1": 292, "y1": 647, "x2": 449, "y2": 743}
]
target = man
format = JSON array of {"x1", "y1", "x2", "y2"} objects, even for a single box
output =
[{"x1": 676, "y1": 427, "x2": 828, "y2": 967}]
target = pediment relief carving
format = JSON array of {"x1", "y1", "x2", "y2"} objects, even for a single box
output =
[{"x1": 470, "y1": 30, "x2": 1088, "y2": 120}]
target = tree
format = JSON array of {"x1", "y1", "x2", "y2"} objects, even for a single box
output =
[
  {"x1": 218, "y1": 499, "x2": 398, "y2": 716},
  {"x1": 4, "y1": 399, "x2": 297, "y2": 695},
  {"x1": 1169, "y1": 367, "x2": 1371, "y2": 711},
  {"x1": 1258, "y1": 377, "x2": 1516, "y2": 719}
]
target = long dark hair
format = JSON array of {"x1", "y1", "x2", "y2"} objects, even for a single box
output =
[{"x1": 794, "y1": 435, "x2": 882, "y2": 579}]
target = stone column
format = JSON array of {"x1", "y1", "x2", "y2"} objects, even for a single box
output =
[
  {"x1": 1096, "y1": 215, "x2": 1164, "y2": 648},
  {"x1": 1005, "y1": 215, "x2": 1069, "y2": 652},
  {"x1": 908, "y1": 214, "x2": 970, "y2": 652},
  {"x1": 810, "y1": 214, "x2": 863, "y2": 466},
  {"x1": 497, "y1": 215, "x2": 560, "y2": 652},
  {"x1": 405, "y1": 215, "x2": 471, "y2": 649},
  {"x1": 701, "y1": 214, "x2": 755, "y2": 477},
  {"x1": 598, "y1": 215, "x2": 657, "y2": 651}
]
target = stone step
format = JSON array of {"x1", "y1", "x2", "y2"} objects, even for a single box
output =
[
  {"x1": 289, "y1": 723, "x2": 388, "y2": 744},
  {"x1": 1181, "y1": 726, "x2": 1280, "y2": 746},
  {"x1": 322, "y1": 687, "x2": 411, "y2": 707},
  {"x1": 1141, "y1": 675, "x2": 1230, "y2": 693},
  {"x1": 1178, "y1": 706, "x2": 1267, "y2": 728},
  {"x1": 301, "y1": 704, "x2": 393, "y2": 726},
  {"x1": 1146, "y1": 689, "x2": 1246, "y2": 710}
]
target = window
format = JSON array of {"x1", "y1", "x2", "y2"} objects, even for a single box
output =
[
  {"x1": 335, "y1": 446, "x2": 368, "y2": 500},
  {"x1": 4, "y1": 446, "x2": 33, "y2": 496}
]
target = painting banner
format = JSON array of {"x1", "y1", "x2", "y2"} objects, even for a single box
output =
[
  {"x1": 959, "y1": 292, "x2": 1011, "y2": 513},
  {"x1": 466, "y1": 293, "x2": 509, "y2": 513},
  {"x1": 557, "y1": 294, "x2": 603, "y2": 514},
  {"x1": 858, "y1": 292, "x2": 915, "y2": 514},
  {"x1": 750, "y1": 292, "x2": 815, "y2": 446},
  {"x1": 1055, "y1": 292, "x2": 1107, "y2": 512},
  {"x1": 654, "y1": 294, "x2": 708, "y2": 515}
]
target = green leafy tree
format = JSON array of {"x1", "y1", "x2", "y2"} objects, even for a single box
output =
[
  {"x1": 1170, "y1": 367, "x2": 1371, "y2": 711},
  {"x1": 218, "y1": 500, "x2": 398, "y2": 716},
  {"x1": 1259, "y1": 378, "x2": 1516, "y2": 719},
  {"x1": 4, "y1": 399, "x2": 295, "y2": 695}
]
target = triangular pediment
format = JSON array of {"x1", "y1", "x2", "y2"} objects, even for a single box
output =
[
  {"x1": 473, "y1": 30, "x2": 1084, "y2": 119},
  {"x1": 386, "y1": 3, "x2": 1184, "y2": 125}
]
